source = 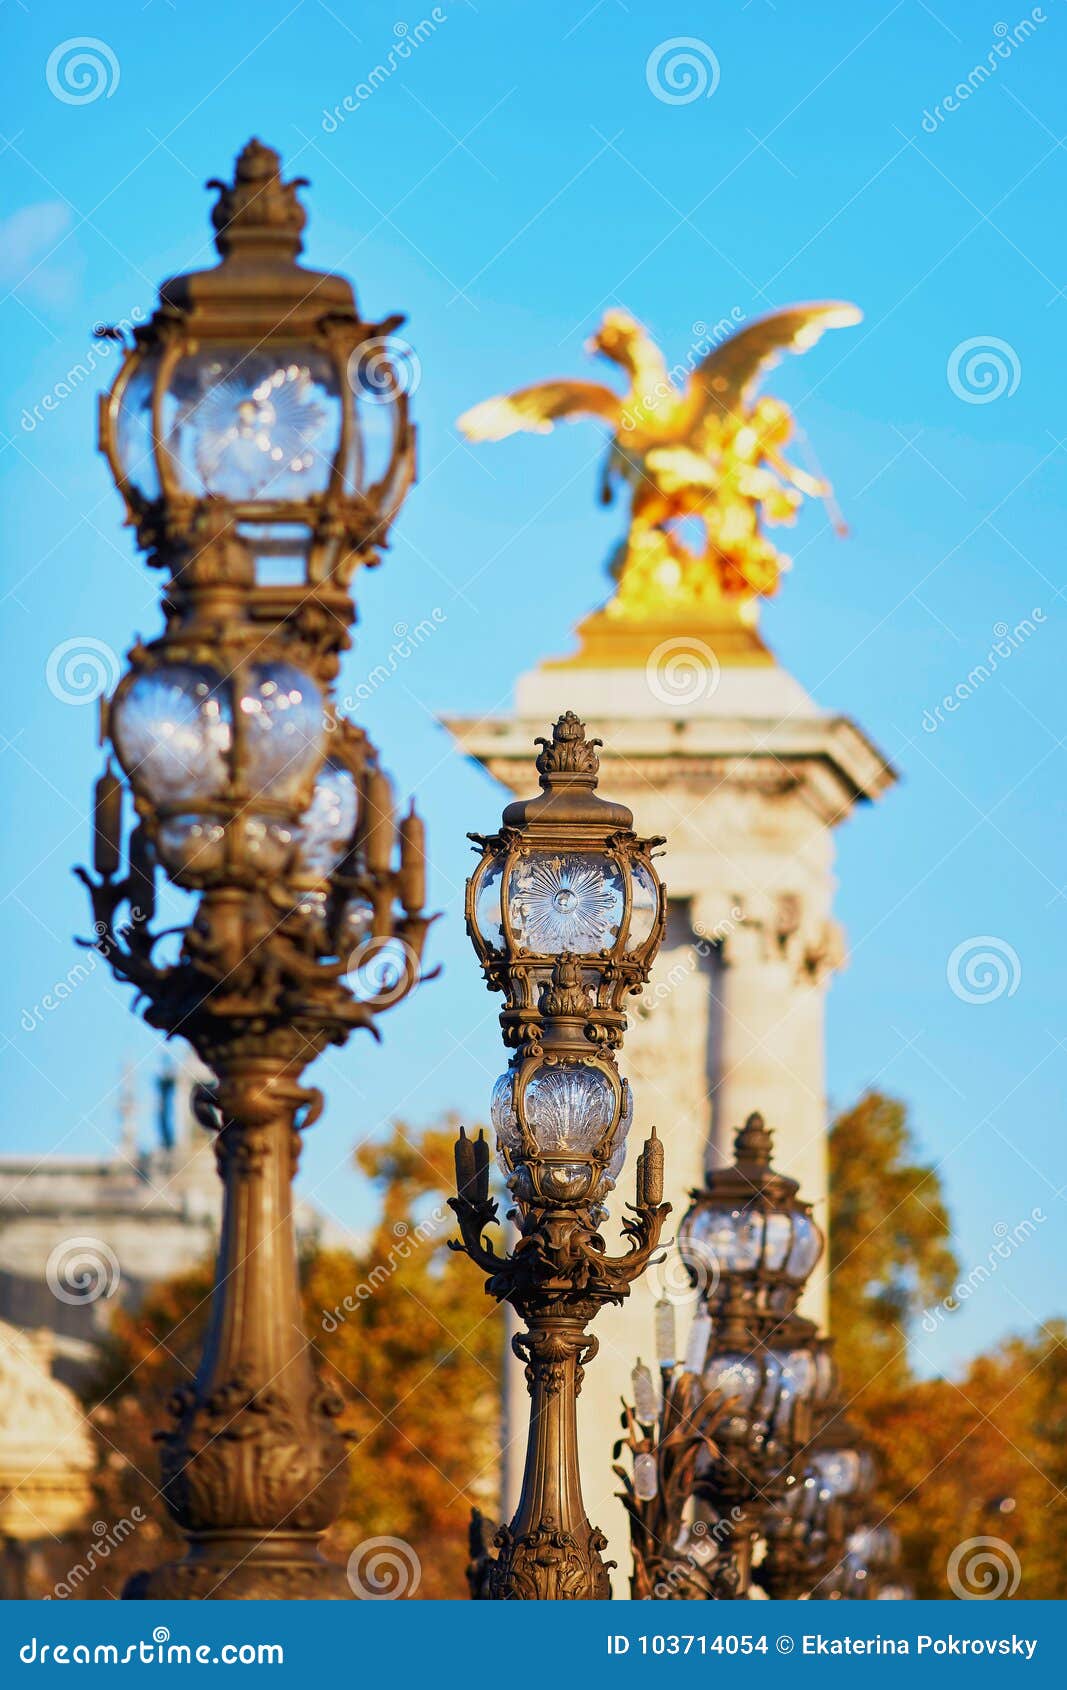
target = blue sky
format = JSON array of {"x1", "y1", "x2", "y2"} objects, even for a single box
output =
[{"x1": 1, "y1": 0, "x2": 1064, "y2": 1377}]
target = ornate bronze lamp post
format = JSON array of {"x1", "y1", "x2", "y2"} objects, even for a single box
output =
[
  {"x1": 79, "y1": 140, "x2": 432, "y2": 1599},
  {"x1": 758, "y1": 1373, "x2": 849, "y2": 1599},
  {"x1": 451, "y1": 712, "x2": 670, "y2": 1600},
  {"x1": 679, "y1": 1113, "x2": 825, "y2": 1596},
  {"x1": 613, "y1": 1308, "x2": 740, "y2": 1599},
  {"x1": 618, "y1": 1113, "x2": 829, "y2": 1597}
]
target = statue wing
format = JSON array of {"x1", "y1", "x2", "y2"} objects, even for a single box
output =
[
  {"x1": 457, "y1": 381, "x2": 621, "y2": 442},
  {"x1": 684, "y1": 302, "x2": 861, "y2": 429}
]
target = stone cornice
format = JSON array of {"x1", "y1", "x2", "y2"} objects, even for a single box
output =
[{"x1": 444, "y1": 711, "x2": 897, "y2": 828}]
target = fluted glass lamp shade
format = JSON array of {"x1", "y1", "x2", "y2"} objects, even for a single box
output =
[
  {"x1": 703, "y1": 1351, "x2": 764, "y2": 1437},
  {"x1": 813, "y1": 1339, "x2": 838, "y2": 1409},
  {"x1": 772, "y1": 1345, "x2": 817, "y2": 1434},
  {"x1": 110, "y1": 657, "x2": 325, "y2": 885},
  {"x1": 110, "y1": 664, "x2": 232, "y2": 804},
  {"x1": 506, "y1": 852, "x2": 625, "y2": 953},
  {"x1": 160, "y1": 351, "x2": 341, "y2": 502},
  {"x1": 490, "y1": 1060, "x2": 631, "y2": 1203},
  {"x1": 474, "y1": 847, "x2": 662, "y2": 976}
]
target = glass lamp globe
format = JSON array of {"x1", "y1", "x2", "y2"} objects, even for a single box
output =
[
  {"x1": 111, "y1": 658, "x2": 325, "y2": 883},
  {"x1": 678, "y1": 1204, "x2": 765, "y2": 1274},
  {"x1": 813, "y1": 1340, "x2": 838, "y2": 1409},
  {"x1": 811, "y1": 1447, "x2": 863, "y2": 1500},
  {"x1": 702, "y1": 1351, "x2": 763, "y2": 1439},
  {"x1": 769, "y1": 1342, "x2": 818, "y2": 1436},
  {"x1": 290, "y1": 756, "x2": 359, "y2": 885},
  {"x1": 490, "y1": 1059, "x2": 628, "y2": 1204}
]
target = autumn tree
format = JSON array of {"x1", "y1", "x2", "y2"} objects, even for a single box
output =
[
  {"x1": 857, "y1": 1324, "x2": 1067, "y2": 1597},
  {"x1": 827, "y1": 1091, "x2": 1066, "y2": 1597},
  {"x1": 828, "y1": 1090, "x2": 957, "y2": 1400}
]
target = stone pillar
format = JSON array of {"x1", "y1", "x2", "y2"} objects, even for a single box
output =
[{"x1": 444, "y1": 637, "x2": 894, "y2": 1589}]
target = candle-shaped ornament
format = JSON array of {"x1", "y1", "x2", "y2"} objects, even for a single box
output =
[
  {"x1": 684, "y1": 1311, "x2": 713, "y2": 1377},
  {"x1": 397, "y1": 800, "x2": 426, "y2": 913},
  {"x1": 631, "y1": 1359, "x2": 660, "y2": 1425},
  {"x1": 640, "y1": 1127, "x2": 664, "y2": 1206},
  {"x1": 455, "y1": 1126, "x2": 477, "y2": 1200},
  {"x1": 361, "y1": 765, "x2": 395, "y2": 875},
  {"x1": 654, "y1": 1298, "x2": 677, "y2": 1370},
  {"x1": 127, "y1": 823, "x2": 156, "y2": 925},
  {"x1": 472, "y1": 1128, "x2": 491, "y2": 1204},
  {"x1": 633, "y1": 1452, "x2": 659, "y2": 1502},
  {"x1": 93, "y1": 763, "x2": 123, "y2": 878}
]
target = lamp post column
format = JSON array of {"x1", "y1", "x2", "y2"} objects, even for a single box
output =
[
  {"x1": 501, "y1": 1308, "x2": 608, "y2": 1599},
  {"x1": 136, "y1": 1052, "x2": 349, "y2": 1599}
]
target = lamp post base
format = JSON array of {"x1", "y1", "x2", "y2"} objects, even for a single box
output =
[
  {"x1": 451, "y1": 1140, "x2": 671, "y2": 1601},
  {"x1": 124, "y1": 1536, "x2": 351, "y2": 1600}
]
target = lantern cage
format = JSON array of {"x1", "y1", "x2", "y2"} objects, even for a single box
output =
[
  {"x1": 107, "y1": 636, "x2": 326, "y2": 889},
  {"x1": 677, "y1": 1112, "x2": 824, "y2": 1323},
  {"x1": 98, "y1": 139, "x2": 416, "y2": 609},
  {"x1": 699, "y1": 1318, "x2": 820, "y2": 1469},
  {"x1": 466, "y1": 713, "x2": 666, "y2": 1210}
]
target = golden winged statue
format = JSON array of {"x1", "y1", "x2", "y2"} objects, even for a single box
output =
[{"x1": 458, "y1": 303, "x2": 860, "y2": 627}]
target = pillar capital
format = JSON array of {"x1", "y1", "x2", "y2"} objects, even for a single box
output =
[{"x1": 691, "y1": 891, "x2": 846, "y2": 985}]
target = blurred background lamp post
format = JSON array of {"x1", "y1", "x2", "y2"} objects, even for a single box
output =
[
  {"x1": 451, "y1": 712, "x2": 670, "y2": 1599},
  {"x1": 620, "y1": 1113, "x2": 831, "y2": 1597},
  {"x1": 80, "y1": 140, "x2": 433, "y2": 1598}
]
